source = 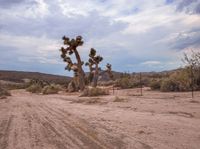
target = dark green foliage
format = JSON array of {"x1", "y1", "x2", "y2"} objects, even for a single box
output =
[
  {"x1": 88, "y1": 48, "x2": 103, "y2": 64},
  {"x1": 106, "y1": 63, "x2": 114, "y2": 79},
  {"x1": 89, "y1": 48, "x2": 96, "y2": 58},
  {"x1": 85, "y1": 48, "x2": 103, "y2": 87}
]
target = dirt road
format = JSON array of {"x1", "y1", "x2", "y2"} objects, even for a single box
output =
[{"x1": 0, "y1": 89, "x2": 200, "y2": 149}]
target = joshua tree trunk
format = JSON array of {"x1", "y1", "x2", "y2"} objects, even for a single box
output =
[
  {"x1": 74, "y1": 49, "x2": 85, "y2": 91},
  {"x1": 93, "y1": 64, "x2": 99, "y2": 87}
]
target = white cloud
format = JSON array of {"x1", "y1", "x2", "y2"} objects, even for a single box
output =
[
  {"x1": 141, "y1": 61, "x2": 161, "y2": 65},
  {"x1": 0, "y1": 33, "x2": 61, "y2": 64}
]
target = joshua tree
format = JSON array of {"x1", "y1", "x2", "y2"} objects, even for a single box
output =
[
  {"x1": 105, "y1": 63, "x2": 114, "y2": 80},
  {"x1": 60, "y1": 36, "x2": 85, "y2": 91},
  {"x1": 85, "y1": 48, "x2": 103, "y2": 87}
]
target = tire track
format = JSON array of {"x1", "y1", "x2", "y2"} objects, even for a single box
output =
[
  {"x1": 39, "y1": 103, "x2": 127, "y2": 149},
  {"x1": 0, "y1": 115, "x2": 14, "y2": 149},
  {"x1": 31, "y1": 103, "x2": 80, "y2": 149},
  {"x1": 37, "y1": 103, "x2": 108, "y2": 149}
]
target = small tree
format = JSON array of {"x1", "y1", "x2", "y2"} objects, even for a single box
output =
[
  {"x1": 85, "y1": 48, "x2": 103, "y2": 87},
  {"x1": 183, "y1": 51, "x2": 200, "y2": 96},
  {"x1": 105, "y1": 63, "x2": 114, "y2": 80},
  {"x1": 60, "y1": 36, "x2": 85, "y2": 91}
]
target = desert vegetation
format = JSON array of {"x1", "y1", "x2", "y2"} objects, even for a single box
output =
[
  {"x1": 0, "y1": 86, "x2": 11, "y2": 98},
  {"x1": 60, "y1": 35, "x2": 113, "y2": 95},
  {"x1": 81, "y1": 87, "x2": 109, "y2": 97},
  {"x1": 114, "y1": 51, "x2": 200, "y2": 93},
  {"x1": 85, "y1": 48, "x2": 103, "y2": 87},
  {"x1": 26, "y1": 79, "x2": 62, "y2": 94}
]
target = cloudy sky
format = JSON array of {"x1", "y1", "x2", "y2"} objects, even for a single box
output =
[{"x1": 0, "y1": 0, "x2": 200, "y2": 76}]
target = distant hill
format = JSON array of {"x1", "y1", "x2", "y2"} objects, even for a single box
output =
[
  {"x1": 0, "y1": 70, "x2": 71, "y2": 84},
  {"x1": 0, "y1": 69, "x2": 180, "y2": 85}
]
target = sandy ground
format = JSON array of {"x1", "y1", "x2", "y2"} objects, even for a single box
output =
[{"x1": 0, "y1": 89, "x2": 200, "y2": 149}]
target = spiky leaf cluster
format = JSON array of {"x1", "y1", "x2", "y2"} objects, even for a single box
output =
[
  {"x1": 61, "y1": 36, "x2": 83, "y2": 56},
  {"x1": 60, "y1": 36, "x2": 84, "y2": 75},
  {"x1": 86, "y1": 48, "x2": 103, "y2": 68},
  {"x1": 106, "y1": 63, "x2": 112, "y2": 71},
  {"x1": 106, "y1": 63, "x2": 114, "y2": 79}
]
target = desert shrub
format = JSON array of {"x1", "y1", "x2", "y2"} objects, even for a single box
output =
[
  {"x1": 98, "y1": 80, "x2": 115, "y2": 86},
  {"x1": 150, "y1": 80, "x2": 161, "y2": 90},
  {"x1": 183, "y1": 51, "x2": 200, "y2": 90},
  {"x1": 160, "y1": 79, "x2": 179, "y2": 92},
  {"x1": 81, "y1": 87, "x2": 109, "y2": 97},
  {"x1": 42, "y1": 84, "x2": 62, "y2": 94},
  {"x1": 115, "y1": 77, "x2": 135, "y2": 89},
  {"x1": 27, "y1": 79, "x2": 49, "y2": 88},
  {"x1": 26, "y1": 84, "x2": 43, "y2": 93},
  {"x1": 0, "y1": 87, "x2": 11, "y2": 97},
  {"x1": 113, "y1": 96, "x2": 127, "y2": 102},
  {"x1": 159, "y1": 68, "x2": 197, "y2": 92},
  {"x1": 6, "y1": 83, "x2": 28, "y2": 90},
  {"x1": 171, "y1": 70, "x2": 191, "y2": 91},
  {"x1": 115, "y1": 73, "x2": 150, "y2": 89}
]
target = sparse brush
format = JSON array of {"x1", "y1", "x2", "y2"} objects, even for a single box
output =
[
  {"x1": 113, "y1": 96, "x2": 127, "y2": 102},
  {"x1": 81, "y1": 87, "x2": 109, "y2": 97},
  {"x1": 42, "y1": 84, "x2": 62, "y2": 94},
  {"x1": 160, "y1": 79, "x2": 179, "y2": 92},
  {"x1": 26, "y1": 84, "x2": 43, "y2": 93},
  {"x1": 0, "y1": 87, "x2": 11, "y2": 98},
  {"x1": 98, "y1": 80, "x2": 115, "y2": 86},
  {"x1": 150, "y1": 80, "x2": 161, "y2": 90}
]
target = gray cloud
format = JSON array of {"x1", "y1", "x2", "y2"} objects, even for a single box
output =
[
  {"x1": 0, "y1": 9, "x2": 127, "y2": 40},
  {"x1": 0, "y1": 0, "x2": 37, "y2": 9},
  {"x1": 0, "y1": 0, "x2": 24, "y2": 6},
  {"x1": 0, "y1": 0, "x2": 200, "y2": 73},
  {"x1": 175, "y1": 0, "x2": 200, "y2": 14},
  {"x1": 171, "y1": 28, "x2": 200, "y2": 50}
]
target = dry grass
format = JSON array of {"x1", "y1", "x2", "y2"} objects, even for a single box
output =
[
  {"x1": 0, "y1": 87, "x2": 11, "y2": 98},
  {"x1": 26, "y1": 84, "x2": 43, "y2": 93},
  {"x1": 113, "y1": 96, "x2": 128, "y2": 102},
  {"x1": 81, "y1": 87, "x2": 109, "y2": 97},
  {"x1": 42, "y1": 84, "x2": 62, "y2": 94}
]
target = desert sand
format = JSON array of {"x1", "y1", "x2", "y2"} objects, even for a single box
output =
[{"x1": 0, "y1": 88, "x2": 200, "y2": 149}]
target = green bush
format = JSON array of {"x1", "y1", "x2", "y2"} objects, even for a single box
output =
[
  {"x1": 160, "y1": 79, "x2": 179, "y2": 92},
  {"x1": 81, "y1": 87, "x2": 109, "y2": 97},
  {"x1": 115, "y1": 74, "x2": 149, "y2": 89},
  {"x1": 42, "y1": 84, "x2": 61, "y2": 94},
  {"x1": 150, "y1": 80, "x2": 161, "y2": 90},
  {"x1": 160, "y1": 69, "x2": 195, "y2": 92},
  {"x1": 115, "y1": 77, "x2": 136, "y2": 89},
  {"x1": 26, "y1": 84, "x2": 43, "y2": 93}
]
